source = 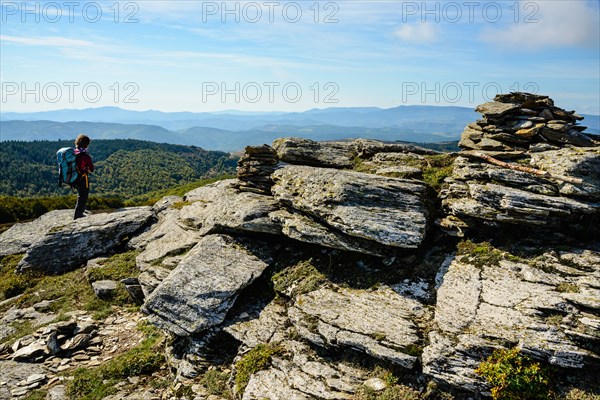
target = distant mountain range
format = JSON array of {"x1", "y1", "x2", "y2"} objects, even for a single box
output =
[
  {"x1": 0, "y1": 105, "x2": 478, "y2": 131},
  {"x1": 2, "y1": 106, "x2": 598, "y2": 151}
]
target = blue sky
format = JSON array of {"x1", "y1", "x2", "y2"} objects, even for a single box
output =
[{"x1": 1, "y1": 0, "x2": 599, "y2": 113}]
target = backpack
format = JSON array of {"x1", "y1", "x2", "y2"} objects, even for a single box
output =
[{"x1": 57, "y1": 147, "x2": 79, "y2": 186}]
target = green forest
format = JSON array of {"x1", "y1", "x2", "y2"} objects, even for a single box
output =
[
  {"x1": 0, "y1": 139, "x2": 237, "y2": 224},
  {"x1": 0, "y1": 139, "x2": 237, "y2": 197}
]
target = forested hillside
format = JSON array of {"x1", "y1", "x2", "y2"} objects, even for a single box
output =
[{"x1": 0, "y1": 139, "x2": 237, "y2": 197}]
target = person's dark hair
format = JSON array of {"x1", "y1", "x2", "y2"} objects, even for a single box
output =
[{"x1": 75, "y1": 134, "x2": 91, "y2": 148}]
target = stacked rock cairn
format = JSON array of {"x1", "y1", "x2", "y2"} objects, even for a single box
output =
[
  {"x1": 459, "y1": 92, "x2": 596, "y2": 155},
  {"x1": 236, "y1": 144, "x2": 279, "y2": 195}
]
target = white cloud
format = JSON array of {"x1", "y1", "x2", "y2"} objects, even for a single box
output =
[
  {"x1": 480, "y1": 0, "x2": 600, "y2": 50},
  {"x1": 394, "y1": 23, "x2": 438, "y2": 44},
  {"x1": 0, "y1": 35, "x2": 92, "y2": 48}
]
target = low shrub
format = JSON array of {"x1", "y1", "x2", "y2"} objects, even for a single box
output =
[{"x1": 476, "y1": 347, "x2": 551, "y2": 400}]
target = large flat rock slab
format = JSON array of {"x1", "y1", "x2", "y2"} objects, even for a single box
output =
[
  {"x1": 131, "y1": 208, "x2": 202, "y2": 297},
  {"x1": 243, "y1": 341, "x2": 367, "y2": 400},
  {"x1": 269, "y1": 209, "x2": 389, "y2": 257},
  {"x1": 16, "y1": 207, "x2": 153, "y2": 274},
  {"x1": 134, "y1": 208, "x2": 201, "y2": 267},
  {"x1": 272, "y1": 138, "x2": 355, "y2": 169},
  {"x1": 0, "y1": 210, "x2": 73, "y2": 256},
  {"x1": 272, "y1": 165, "x2": 431, "y2": 249},
  {"x1": 179, "y1": 179, "x2": 282, "y2": 236},
  {"x1": 289, "y1": 286, "x2": 431, "y2": 369},
  {"x1": 142, "y1": 234, "x2": 271, "y2": 336}
]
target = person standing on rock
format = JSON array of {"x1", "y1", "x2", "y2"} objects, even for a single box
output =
[{"x1": 72, "y1": 134, "x2": 94, "y2": 219}]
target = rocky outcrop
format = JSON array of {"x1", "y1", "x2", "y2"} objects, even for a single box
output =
[
  {"x1": 289, "y1": 286, "x2": 431, "y2": 369},
  {"x1": 129, "y1": 206, "x2": 203, "y2": 297},
  {"x1": 530, "y1": 147, "x2": 600, "y2": 201},
  {"x1": 3, "y1": 95, "x2": 599, "y2": 399},
  {"x1": 442, "y1": 93, "x2": 599, "y2": 235},
  {"x1": 142, "y1": 235, "x2": 272, "y2": 336},
  {"x1": 423, "y1": 246, "x2": 600, "y2": 391},
  {"x1": 272, "y1": 165, "x2": 432, "y2": 249},
  {"x1": 272, "y1": 137, "x2": 440, "y2": 170},
  {"x1": 353, "y1": 138, "x2": 440, "y2": 158},
  {"x1": 443, "y1": 169, "x2": 598, "y2": 229},
  {"x1": 15, "y1": 208, "x2": 153, "y2": 274},
  {"x1": 269, "y1": 209, "x2": 390, "y2": 257},
  {"x1": 224, "y1": 303, "x2": 376, "y2": 400}
]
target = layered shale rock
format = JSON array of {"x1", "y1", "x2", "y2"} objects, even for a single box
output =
[
  {"x1": 272, "y1": 165, "x2": 432, "y2": 249},
  {"x1": 423, "y1": 245, "x2": 600, "y2": 391},
  {"x1": 15, "y1": 207, "x2": 153, "y2": 274},
  {"x1": 459, "y1": 92, "x2": 594, "y2": 152},
  {"x1": 288, "y1": 286, "x2": 431, "y2": 369},
  {"x1": 442, "y1": 93, "x2": 600, "y2": 234},
  {"x1": 180, "y1": 179, "x2": 282, "y2": 236},
  {"x1": 142, "y1": 235, "x2": 272, "y2": 336},
  {"x1": 269, "y1": 209, "x2": 390, "y2": 257},
  {"x1": 272, "y1": 137, "x2": 355, "y2": 168},
  {"x1": 272, "y1": 137, "x2": 440, "y2": 170},
  {"x1": 236, "y1": 144, "x2": 279, "y2": 195},
  {"x1": 242, "y1": 340, "x2": 369, "y2": 400}
]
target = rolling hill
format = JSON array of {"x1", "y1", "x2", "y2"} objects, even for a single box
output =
[{"x1": 1, "y1": 120, "x2": 462, "y2": 152}]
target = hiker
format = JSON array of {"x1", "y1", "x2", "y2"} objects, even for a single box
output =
[{"x1": 72, "y1": 134, "x2": 94, "y2": 219}]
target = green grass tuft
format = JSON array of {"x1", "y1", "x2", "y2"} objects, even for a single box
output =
[
  {"x1": 234, "y1": 343, "x2": 284, "y2": 394},
  {"x1": 421, "y1": 153, "x2": 456, "y2": 191},
  {"x1": 456, "y1": 240, "x2": 506, "y2": 269},
  {"x1": 3, "y1": 254, "x2": 137, "y2": 324},
  {"x1": 170, "y1": 200, "x2": 192, "y2": 210},
  {"x1": 22, "y1": 390, "x2": 49, "y2": 400},
  {"x1": 86, "y1": 251, "x2": 140, "y2": 282},
  {"x1": 272, "y1": 259, "x2": 328, "y2": 298},
  {"x1": 354, "y1": 385, "x2": 421, "y2": 400},
  {"x1": 0, "y1": 254, "x2": 33, "y2": 300},
  {"x1": 201, "y1": 370, "x2": 233, "y2": 398}
]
